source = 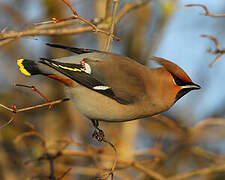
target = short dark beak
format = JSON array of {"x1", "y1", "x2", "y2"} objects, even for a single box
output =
[
  {"x1": 191, "y1": 82, "x2": 201, "y2": 90},
  {"x1": 175, "y1": 82, "x2": 201, "y2": 102},
  {"x1": 181, "y1": 82, "x2": 201, "y2": 90}
]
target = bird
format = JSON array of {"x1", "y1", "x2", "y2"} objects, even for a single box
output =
[{"x1": 17, "y1": 43, "x2": 200, "y2": 140}]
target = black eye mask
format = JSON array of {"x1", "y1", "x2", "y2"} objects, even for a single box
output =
[{"x1": 171, "y1": 73, "x2": 200, "y2": 102}]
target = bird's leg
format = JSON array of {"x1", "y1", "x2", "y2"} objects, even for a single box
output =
[{"x1": 91, "y1": 120, "x2": 105, "y2": 142}]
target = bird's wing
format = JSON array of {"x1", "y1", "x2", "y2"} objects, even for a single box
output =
[
  {"x1": 40, "y1": 51, "x2": 146, "y2": 104},
  {"x1": 46, "y1": 43, "x2": 102, "y2": 54}
]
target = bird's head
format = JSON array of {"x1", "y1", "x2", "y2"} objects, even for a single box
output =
[{"x1": 151, "y1": 57, "x2": 201, "y2": 105}]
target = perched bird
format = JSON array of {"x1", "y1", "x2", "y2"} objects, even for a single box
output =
[{"x1": 17, "y1": 43, "x2": 200, "y2": 139}]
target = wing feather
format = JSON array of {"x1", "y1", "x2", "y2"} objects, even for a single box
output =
[{"x1": 40, "y1": 58, "x2": 129, "y2": 104}]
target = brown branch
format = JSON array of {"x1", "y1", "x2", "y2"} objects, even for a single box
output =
[
  {"x1": 116, "y1": 0, "x2": 151, "y2": 24},
  {"x1": 14, "y1": 98, "x2": 69, "y2": 113},
  {"x1": 14, "y1": 131, "x2": 46, "y2": 149},
  {"x1": 61, "y1": 0, "x2": 78, "y2": 16},
  {"x1": 100, "y1": 139, "x2": 118, "y2": 180},
  {"x1": 191, "y1": 146, "x2": 225, "y2": 163},
  {"x1": 56, "y1": 168, "x2": 72, "y2": 180},
  {"x1": 0, "y1": 116, "x2": 16, "y2": 129},
  {"x1": 167, "y1": 163, "x2": 225, "y2": 180},
  {"x1": 33, "y1": 20, "x2": 80, "y2": 29},
  {"x1": 201, "y1": 34, "x2": 220, "y2": 50},
  {"x1": 105, "y1": 0, "x2": 120, "y2": 52},
  {"x1": 61, "y1": 149, "x2": 165, "y2": 180},
  {"x1": 185, "y1": 4, "x2": 225, "y2": 17},
  {"x1": 0, "y1": 26, "x2": 92, "y2": 40},
  {"x1": 0, "y1": 23, "x2": 120, "y2": 47},
  {"x1": 201, "y1": 34, "x2": 225, "y2": 68},
  {"x1": 0, "y1": 38, "x2": 15, "y2": 46},
  {"x1": 0, "y1": 98, "x2": 69, "y2": 129},
  {"x1": 208, "y1": 53, "x2": 225, "y2": 68},
  {"x1": 15, "y1": 84, "x2": 51, "y2": 102},
  {"x1": 0, "y1": 0, "x2": 150, "y2": 47},
  {"x1": 105, "y1": 0, "x2": 113, "y2": 20},
  {"x1": 52, "y1": 0, "x2": 120, "y2": 42}
]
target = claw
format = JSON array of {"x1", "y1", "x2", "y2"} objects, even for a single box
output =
[{"x1": 92, "y1": 128, "x2": 105, "y2": 142}]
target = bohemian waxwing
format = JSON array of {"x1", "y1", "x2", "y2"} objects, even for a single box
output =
[{"x1": 17, "y1": 43, "x2": 200, "y2": 139}]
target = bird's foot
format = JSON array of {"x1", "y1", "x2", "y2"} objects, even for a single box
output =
[{"x1": 92, "y1": 128, "x2": 105, "y2": 142}]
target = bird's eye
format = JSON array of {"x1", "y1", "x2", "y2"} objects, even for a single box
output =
[{"x1": 171, "y1": 73, "x2": 186, "y2": 86}]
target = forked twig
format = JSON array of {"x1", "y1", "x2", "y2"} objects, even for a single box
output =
[
  {"x1": 53, "y1": 0, "x2": 120, "y2": 41},
  {"x1": 15, "y1": 84, "x2": 51, "y2": 102},
  {"x1": 0, "y1": 84, "x2": 70, "y2": 129},
  {"x1": 0, "y1": 98, "x2": 69, "y2": 130},
  {"x1": 201, "y1": 34, "x2": 225, "y2": 67},
  {"x1": 99, "y1": 138, "x2": 118, "y2": 180}
]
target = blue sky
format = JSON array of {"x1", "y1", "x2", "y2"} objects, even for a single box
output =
[{"x1": 155, "y1": 0, "x2": 225, "y2": 122}]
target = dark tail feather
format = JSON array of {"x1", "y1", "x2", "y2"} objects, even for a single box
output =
[{"x1": 17, "y1": 59, "x2": 42, "y2": 76}]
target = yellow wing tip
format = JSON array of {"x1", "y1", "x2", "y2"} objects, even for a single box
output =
[{"x1": 17, "y1": 59, "x2": 31, "y2": 76}]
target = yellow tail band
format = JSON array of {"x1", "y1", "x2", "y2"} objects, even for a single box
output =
[{"x1": 17, "y1": 59, "x2": 31, "y2": 76}]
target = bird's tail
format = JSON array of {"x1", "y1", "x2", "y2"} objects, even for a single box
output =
[
  {"x1": 17, "y1": 59, "x2": 75, "y2": 86},
  {"x1": 17, "y1": 59, "x2": 44, "y2": 76}
]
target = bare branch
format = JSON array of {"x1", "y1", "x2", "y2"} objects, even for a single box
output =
[
  {"x1": 185, "y1": 4, "x2": 225, "y2": 17},
  {"x1": 14, "y1": 131, "x2": 46, "y2": 149},
  {"x1": 116, "y1": 0, "x2": 151, "y2": 24},
  {"x1": 61, "y1": 0, "x2": 78, "y2": 16},
  {"x1": 168, "y1": 163, "x2": 225, "y2": 180},
  {"x1": 0, "y1": 0, "x2": 151, "y2": 47},
  {"x1": 201, "y1": 34, "x2": 225, "y2": 67},
  {"x1": 61, "y1": 149, "x2": 165, "y2": 180},
  {"x1": 105, "y1": 0, "x2": 113, "y2": 20},
  {"x1": 52, "y1": 0, "x2": 120, "y2": 42},
  {"x1": 201, "y1": 34, "x2": 220, "y2": 50},
  {"x1": 0, "y1": 116, "x2": 16, "y2": 129},
  {"x1": 15, "y1": 84, "x2": 51, "y2": 102},
  {"x1": 100, "y1": 138, "x2": 118, "y2": 180},
  {"x1": 105, "y1": 0, "x2": 120, "y2": 52}
]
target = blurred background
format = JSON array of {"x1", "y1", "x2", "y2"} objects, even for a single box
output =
[{"x1": 0, "y1": 0, "x2": 225, "y2": 179}]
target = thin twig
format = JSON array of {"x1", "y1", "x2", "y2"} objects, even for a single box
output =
[
  {"x1": 201, "y1": 34, "x2": 225, "y2": 67},
  {"x1": 116, "y1": 0, "x2": 151, "y2": 24},
  {"x1": 61, "y1": 149, "x2": 166, "y2": 180},
  {"x1": 0, "y1": 0, "x2": 150, "y2": 47},
  {"x1": 185, "y1": 4, "x2": 225, "y2": 17},
  {"x1": 17, "y1": 98, "x2": 69, "y2": 113},
  {"x1": 14, "y1": 131, "x2": 46, "y2": 150},
  {"x1": 57, "y1": 168, "x2": 72, "y2": 180},
  {"x1": 100, "y1": 138, "x2": 118, "y2": 180},
  {"x1": 61, "y1": 0, "x2": 78, "y2": 16},
  {"x1": 33, "y1": 20, "x2": 80, "y2": 29},
  {"x1": 52, "y1": 0, "x2": 120, "y2": 41},
  {"x1": 0, "y1": 26, "x2": 92, "y2": 40},
  {"x1": 201, "y1": 34, "x2": 220, "y2": 50},
  {"x1": 0, "y1": 98, "x2": 69, "y2": 130},
  {"x1": 167, "y1": 163, "x2": 225, "y2": 180},
  {"x1": 208, "y1": 53, "x2": 224, "y2": 68},
  {"x1": 15, "y1": 84, "x2": 51, "y2": 102},
  {"x1": 0, "y1": 38, "x2": 15, "y2": 46},
  {"x1": 105, "y1": 0, "x2": 120, "y2": 52},
  {"x1": 0, "y1": 116, "x2": 16, "y2": 129}
]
